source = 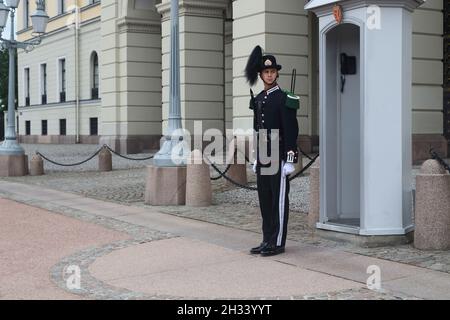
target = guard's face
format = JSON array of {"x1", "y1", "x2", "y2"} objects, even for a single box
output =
[{"x1": 260, "y1": 68, "x2": 278, "y2": 85}]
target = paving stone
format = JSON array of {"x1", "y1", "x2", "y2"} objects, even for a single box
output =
[{"x1": 0, "y1": 144, "x2": 448, "y2": 300}]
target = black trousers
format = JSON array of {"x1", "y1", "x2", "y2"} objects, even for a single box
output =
[{"x1": 256, "y1": 161, "x2": 290, "y2": 247}]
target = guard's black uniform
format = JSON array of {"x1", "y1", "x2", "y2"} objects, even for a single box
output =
[{"x1": 250, "y1": 84, "x2": 300, "y2": 250}]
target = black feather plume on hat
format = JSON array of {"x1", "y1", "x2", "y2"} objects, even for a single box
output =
[{"x1": 245, "y1": 45, "x2": 263, "y2": 86}]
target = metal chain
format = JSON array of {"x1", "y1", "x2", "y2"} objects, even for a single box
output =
[
  {"x1": 211, "y1": 164, "x2": 232, "y2": 181},
  {"x1": 298, "y1": 148, "x2": 314, "y2": 161},
  {"x1": 288, "y1": 154, "x2": 319, "y2": 181},
  {"x1": 431, "y1": 149, "x2": 450, "y2": 173},
  {"x1": 206, "y1": 153, "x2": 319, "y2": 191},
  {"x1": 207, "y1": 159, "x2": 258, "y2": 191},
  {"x1": 103, "y1": 145, "x2": 154, "y2": 161},
  {"x1": 36, "y1": 145, "x2": 154, "y2": 167},
  {"x1": 36, "y1": 146, "x2": 105, "y2": 167}
]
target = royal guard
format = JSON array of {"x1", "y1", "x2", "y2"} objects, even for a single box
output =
[{"x1": 246, "y1": 45, "x2": 300, "y2": 256}]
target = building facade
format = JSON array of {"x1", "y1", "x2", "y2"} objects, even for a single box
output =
[{"x1": 12, "y1": 0, "x2": 449, "y2": 162}]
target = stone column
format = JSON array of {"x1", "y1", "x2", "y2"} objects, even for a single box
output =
[
  {"x1": 414, "y1": 160, "x2": 450, "y2": 250},
  {"x1": 157, "y1": 0, "x2": 228, "y2": 143},
  {"x1": 186, "y1": 150, "x2": 212, "y2": 207},
  {"x1": 100, "y1": 0, "x2": 162, "y2": 154},
  {"x1": 30, "y1": 155, "x2": 44, "y2": 176},
  {"x1": 232, "y1": 0, "x2": 310, "y2": 150}
]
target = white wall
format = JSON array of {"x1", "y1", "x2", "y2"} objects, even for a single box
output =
[
  {"x1": 17, "y1": 18, "x2": 102, "y2": 136},
  {"x1": 412, "y1": 0, "x2": 443, "y2": 134}
]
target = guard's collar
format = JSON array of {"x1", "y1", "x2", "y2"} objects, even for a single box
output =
[{"x1": 266, "y1": 85, "x2": 280, "y2": 95}]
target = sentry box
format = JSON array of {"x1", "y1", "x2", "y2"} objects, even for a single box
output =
[{"x1": 305, "y1": 0, "x2": 425, "y2": 236}]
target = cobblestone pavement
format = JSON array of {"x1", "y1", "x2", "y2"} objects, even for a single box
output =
[{"x1": 1, "y1": 145, "x2": 449, "y2": 279}]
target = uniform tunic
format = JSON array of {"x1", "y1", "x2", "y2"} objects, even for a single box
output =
[{"x1": 250, "y1": 85, "x2": 300, "y2": 247}]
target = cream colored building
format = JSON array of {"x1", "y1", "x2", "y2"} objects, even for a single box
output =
[{"x1": 13, "y1": 0, "x2": 449, "y2": 162}]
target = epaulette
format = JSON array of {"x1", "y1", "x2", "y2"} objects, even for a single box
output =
[{"x1": 283, "y1": 90, "x2": 300, "y2": 110}]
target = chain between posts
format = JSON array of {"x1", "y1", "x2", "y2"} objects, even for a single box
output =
[
  {"x1": 102, "y1": 145, "x2": 154, "y2": 161},
  {"x1": 36, "y1": 147, "x2": 105, "y2": 167},
  {"x1": 35, "y1": 141, "x2": 319, "y2": 188},
  {"x1": 206, "y1": 153, "x2": 319, "y2": 191},
  {"x1": 430, "y1": 148, "x2": 450, "y2": 173},
  {"x1": 36, "y1": 145, "x2": 154, "y2": 167}
]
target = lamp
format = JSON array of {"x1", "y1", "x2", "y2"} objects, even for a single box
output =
[
  {"x1": 0, "y1": 1, "x2": 9, "y2": 30},
  {"x1": 31, "y1": 0, "x2": 48, "y2": 35},
  {"x1": 5, "y1": 0, "x2": 20, "y2": 9}
]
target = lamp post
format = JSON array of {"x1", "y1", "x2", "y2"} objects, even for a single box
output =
[
  {"x1": 153, "y1": 0, "x2": 188, "y2": 167},
  {"x1": 144, "y1": 0, "x2": 187, "y2": 206},
  {"x1": 0, "y1": 0, "x2": 48, "y2": 156}
]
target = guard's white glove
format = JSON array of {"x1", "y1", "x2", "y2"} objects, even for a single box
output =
[
  {"x1": 282, "y1": 163, "x2": 295, "y2": 177},
  {"x1": 252, "y1": 160, "x2": 257, "y2": 173}
]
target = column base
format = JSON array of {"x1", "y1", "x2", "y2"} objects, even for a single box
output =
[
  {"x1": 314, "y1": 228, "x2": 414, "y2": 248},
  {"x1": 144, "y1": 165, "x2": 187, "y2": 206},
  {"x1": 0, "y1": 154, "x2": 29, "y2": 177}
]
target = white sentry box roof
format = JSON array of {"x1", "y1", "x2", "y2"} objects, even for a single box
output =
[
  {"x1": 305, "y1": 0, "x2": 425, "y2": 10},
  {"x1": 305, "y1": 0, "x2": 344, "y2": 10}
]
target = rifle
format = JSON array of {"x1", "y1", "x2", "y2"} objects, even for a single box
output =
[{"x1": 290, "y1": 68, "x2": 297, "y2": 93}]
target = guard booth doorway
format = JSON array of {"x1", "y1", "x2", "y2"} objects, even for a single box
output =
[
  {"x1": 320, "y1": 23, "x2": 361, "y2": 233},
  {"x1": 306, "y1": 0, "x2": 418, "y2": 237}
]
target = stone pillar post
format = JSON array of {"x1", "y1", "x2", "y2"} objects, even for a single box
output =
[
  {"x1": 98, "y1": 148, "x2": 113, "y2": 172},
  {"x1": 226, "y1": 148, "x2": 248, "y2": 187},
  {"x1": 186, "y1": 150, "x2": 212, "y2": 207},
  {"x1": 30, "y1": 155, "x2": 44, "y2": 176},
  {"x1": 415, "y1": 160, "x2": 450, "y2": 250}
]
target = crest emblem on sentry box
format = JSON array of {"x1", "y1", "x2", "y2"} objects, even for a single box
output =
[{"x1": 333, "y1": 4, "x2": 343, "y2": 24}]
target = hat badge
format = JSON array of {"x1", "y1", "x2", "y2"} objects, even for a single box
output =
[{"x1": 264, "y1": 59, "x2": 273, "y2": 67}]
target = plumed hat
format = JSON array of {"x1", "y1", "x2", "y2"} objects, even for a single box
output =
[{"x1": 245, "y1": 46, "x2": 282, "y2": 86}]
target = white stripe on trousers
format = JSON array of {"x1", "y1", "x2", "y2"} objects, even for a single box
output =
[{"x1": 277, "y1": 161, "x2": 287, "y2": 246}]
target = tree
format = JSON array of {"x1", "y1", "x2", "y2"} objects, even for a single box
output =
[
  {"x1": 0, "y1": 48, "x2": 8, "y2": 112},
  {"x1": 0, "y1": 47, "x2": 17, "y2": 141},
  {"x1": 0, "y1": 47, "x2": 18, "y2": 112}
]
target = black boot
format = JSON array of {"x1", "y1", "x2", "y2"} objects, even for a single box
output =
[
  {"x1": 250, "y1": 242, "x2": 269, "y2": 254},
  {"x1": 260, "y1": 244, "x2": 285, "y2": 257}
]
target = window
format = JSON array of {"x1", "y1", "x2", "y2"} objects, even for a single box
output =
[
  {"x1": 24, "y1": 68, "x2": 30, "y2": 106},
  {"x1": 59, "y1": 58, "x2": 66, "y2": 102},
  {"x1": 58, "y1": 0, "x2": 65, "y2": 15},
  {"x1": 59, "y1": 119, "x2": 66, "y2": 136},
  {"x1": 23, "y1": 0, "x2": 29, "y2": 29},
  {"x1": 91, "y1": 52, "x2": 99, "y2": 99},
  {"x1": 90, "y1": 118, "x2": 98, "y2": 136},
  {"x1": 41, "y1": 120, "x2": 47, "y2": 136},
  {"x1": 41, "y1": 64, "x2": 47, "y2": 105},
  {"x1": 25, "y1": 121, "x2": 31, "y2": 136}
]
